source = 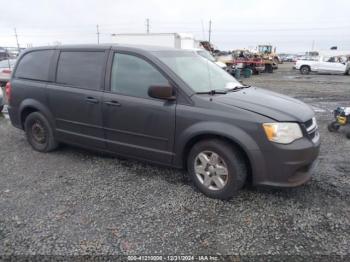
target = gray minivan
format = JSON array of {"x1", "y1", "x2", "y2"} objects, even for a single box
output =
[{"x1": 7, "y1": 44, "x2": 320, "y2": 199}]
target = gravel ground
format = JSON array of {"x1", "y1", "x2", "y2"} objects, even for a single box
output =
[{"x1": 0, "y1": 63, "x2": 349, "y2": 258}]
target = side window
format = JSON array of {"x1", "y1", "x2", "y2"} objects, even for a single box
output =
[
  {"x1": 338, "y1": 56, "x2": 346, "y2": 63},
  {"x1": 111, "y1": 53, "x2": 168, "y2": 98},
  {"x1": 56, "y1": 51, "x2": 105, "y2": 90},
  {"x1": 322, "y1": 56, "x2": 330, "y2": 62},
  {"x1": 327, "y1": 57, "x2": 336, "y2": 63},
  {"x1": 15, "y1": 50, "x2": 54, "y2": 81}
]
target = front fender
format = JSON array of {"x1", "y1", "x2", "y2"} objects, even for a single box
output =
[{"x1": 173, "y1": 121, "x2": 266, "y2": 180}]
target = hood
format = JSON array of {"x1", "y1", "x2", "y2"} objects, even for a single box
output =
[{"x1": 214, "y1": 87, "x2": 314, "y2": 122}]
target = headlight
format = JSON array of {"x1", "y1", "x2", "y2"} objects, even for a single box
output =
[{"x1": 263, "y1": 123, "x2": 303, "y2": 144}]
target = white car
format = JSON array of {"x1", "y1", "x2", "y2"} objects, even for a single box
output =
[{"x1": 294, "y1": 53, "x2": 350, "y2": 75}]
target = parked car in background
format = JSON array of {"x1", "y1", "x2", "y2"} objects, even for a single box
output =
[
  {"x1": 8, "y1": 45, "x2": 320, "y2": 199},
  {"x1": 295, "y1": 53, "x2": 350, "y2": 75},
  {"x1": 0, "y1": 47, "x2": 10, "y2": 61},
  {"x1": 4, "y1": 47, "x2": 22, "y2": 59},
  {"x1": 0, "y1": 59, "x2": 16, "y2": 86},
  {"x1": 280, "y1": 54, "x2": 298, "y2": 62}
]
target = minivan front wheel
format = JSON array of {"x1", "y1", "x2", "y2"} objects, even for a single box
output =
[
  {"x1": 24, "y1": 112, "x2": 58, "y2": 152},
  {"x1": 188, "y1": 139, "x2": 247, "y2": 199}
]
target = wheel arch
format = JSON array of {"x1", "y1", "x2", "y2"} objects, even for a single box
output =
[
  {"x1": 174, "y1": 122, "x2": 266, "y2": 184},
  {"x1": 300, "y1": 64, "x2": 311, "y2": 71},
  {"x1": 19, "y1": 99, "x2": 55, "y2": 130},
  {"x1": 182, "y1": 134, "x2": 253, "y2": 181}
]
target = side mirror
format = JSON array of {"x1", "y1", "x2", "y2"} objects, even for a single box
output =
[{"x1": 148, "y1": 85, "x2": 176, "y2": 100}]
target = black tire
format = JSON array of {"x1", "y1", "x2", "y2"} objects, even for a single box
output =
[
  {"x1": 300, "y1": 65, "x2": 310, "y2": 75},
  {"x1": 265, "y1": 64, "x2": 273, "y2": 73},
  {"x1": 187, "y1": 139, "x2": 247, "y2": 200},
  {"x1": 328, "y1": 122, "x2": 340, "y2": 132},
  {"x1": 24, "y1": 112, "x2": 58, "y2": 152},
  {"x1": 0, "y1": 105, "x2": 3, "y2": 113}
]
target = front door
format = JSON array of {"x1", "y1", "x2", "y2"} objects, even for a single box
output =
[
  {"x1": 318, "y1": 56, "x2": 346, "y2": 74},
  {"x1": 103, "y1": 52, "x2": 176, "y2": 164}
]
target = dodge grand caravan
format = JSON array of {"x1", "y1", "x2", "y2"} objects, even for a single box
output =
[{"x1": 7, "y1": 45, "x2": 320, "y2": 199}]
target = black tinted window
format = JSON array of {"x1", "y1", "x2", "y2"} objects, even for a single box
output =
[
  {"x1": 56, "y1": 51, "x2": 105, "y2": 90},
  {"x1": 15, "y1": 50, "x2": 54, "y2": 81},
  {"x1": 111, "y1": 53, "x2": 168, "y2": 98}
]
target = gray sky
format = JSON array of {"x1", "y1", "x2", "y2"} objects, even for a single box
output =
[{"x1": 0, "y1": 0, "x2": 349, "y2": 52}]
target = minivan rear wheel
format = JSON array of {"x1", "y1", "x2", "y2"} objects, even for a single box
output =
[
  {"x1": 187, "y1": 139, "x2": 247, "y2": 199},
  {"x1": 24, "y1": 112, "x2": 58, "y2": 152}
]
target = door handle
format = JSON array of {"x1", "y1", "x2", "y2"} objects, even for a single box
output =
[
  {"x1": 85, "y1": 97, "x2": 99, "y2": 104},
  {"x1": 104, "y1": 100, "x2": 121, "y2": 107}
]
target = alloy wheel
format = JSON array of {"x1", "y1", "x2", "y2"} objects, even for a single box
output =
[{"x1": 194, "y1": 151, "x2": 229, "y2": 191}]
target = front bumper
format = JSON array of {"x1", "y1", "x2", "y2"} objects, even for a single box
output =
[{"x1": 253, "y1": 137, "x2": 320, "y2": 187}]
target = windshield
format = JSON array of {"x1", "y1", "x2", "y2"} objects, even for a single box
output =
[
  {"x1": 0, "y1": 59, "x2": 16, "y2": 68},
  {"x1": 154, "y1": 51, "x2": 242, "y2": 93},
  {"x1": 197, "y1": 50, "x2": 216, "y2": 62},
  {"x1": 258, "y1": 45, "x2": 272, "y2": 53}
]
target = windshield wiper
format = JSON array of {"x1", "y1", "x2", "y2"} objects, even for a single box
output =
[
  {"x1": 226, "y1": 85, "x2": 251, "y2": 92},
  {"x1": 196, "y1": 85, "x2": 251, "y2": 95},
  {"x1": 196, "y1": 89, "x2": 228, "y2": 95}
]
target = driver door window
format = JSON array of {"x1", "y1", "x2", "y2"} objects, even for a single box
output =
[
  {"x1": 322, "y1": 56, "x2": 331, "y2": 62},
  {"x1": 111, "y1": 53, "x2": 168, "y2": 99},
  {"x1": 320, "y1": 56, "x2": 345, "y2": 72}
]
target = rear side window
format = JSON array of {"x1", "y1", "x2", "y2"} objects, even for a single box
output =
[
  {"x1": 15, "y1": 50, "x2": 54, "y2": 81},
  {"x1": 56, "y1": 51, "x2": 105, "y2": 90}
]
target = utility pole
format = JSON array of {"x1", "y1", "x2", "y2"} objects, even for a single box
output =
[
  {"x1": 311, "y1": 40, "x2": 315, "y2": 51},
  {"x1": 146, "y1": 18, "x2": 150, "y2": 34},
  {"x1": 14, "y1": 28, "x2": 20, "y2": 51},
  {"x1": 208, "y1": 20, "x2": 212, "y2": 43},
  {"x1": 96, "y1": 24, "x2": 100, "y2": 44}
]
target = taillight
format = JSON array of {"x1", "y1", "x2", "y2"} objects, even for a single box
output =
[{"x1": 5, "y1": 81, "x2": 11, "y2": 104}]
